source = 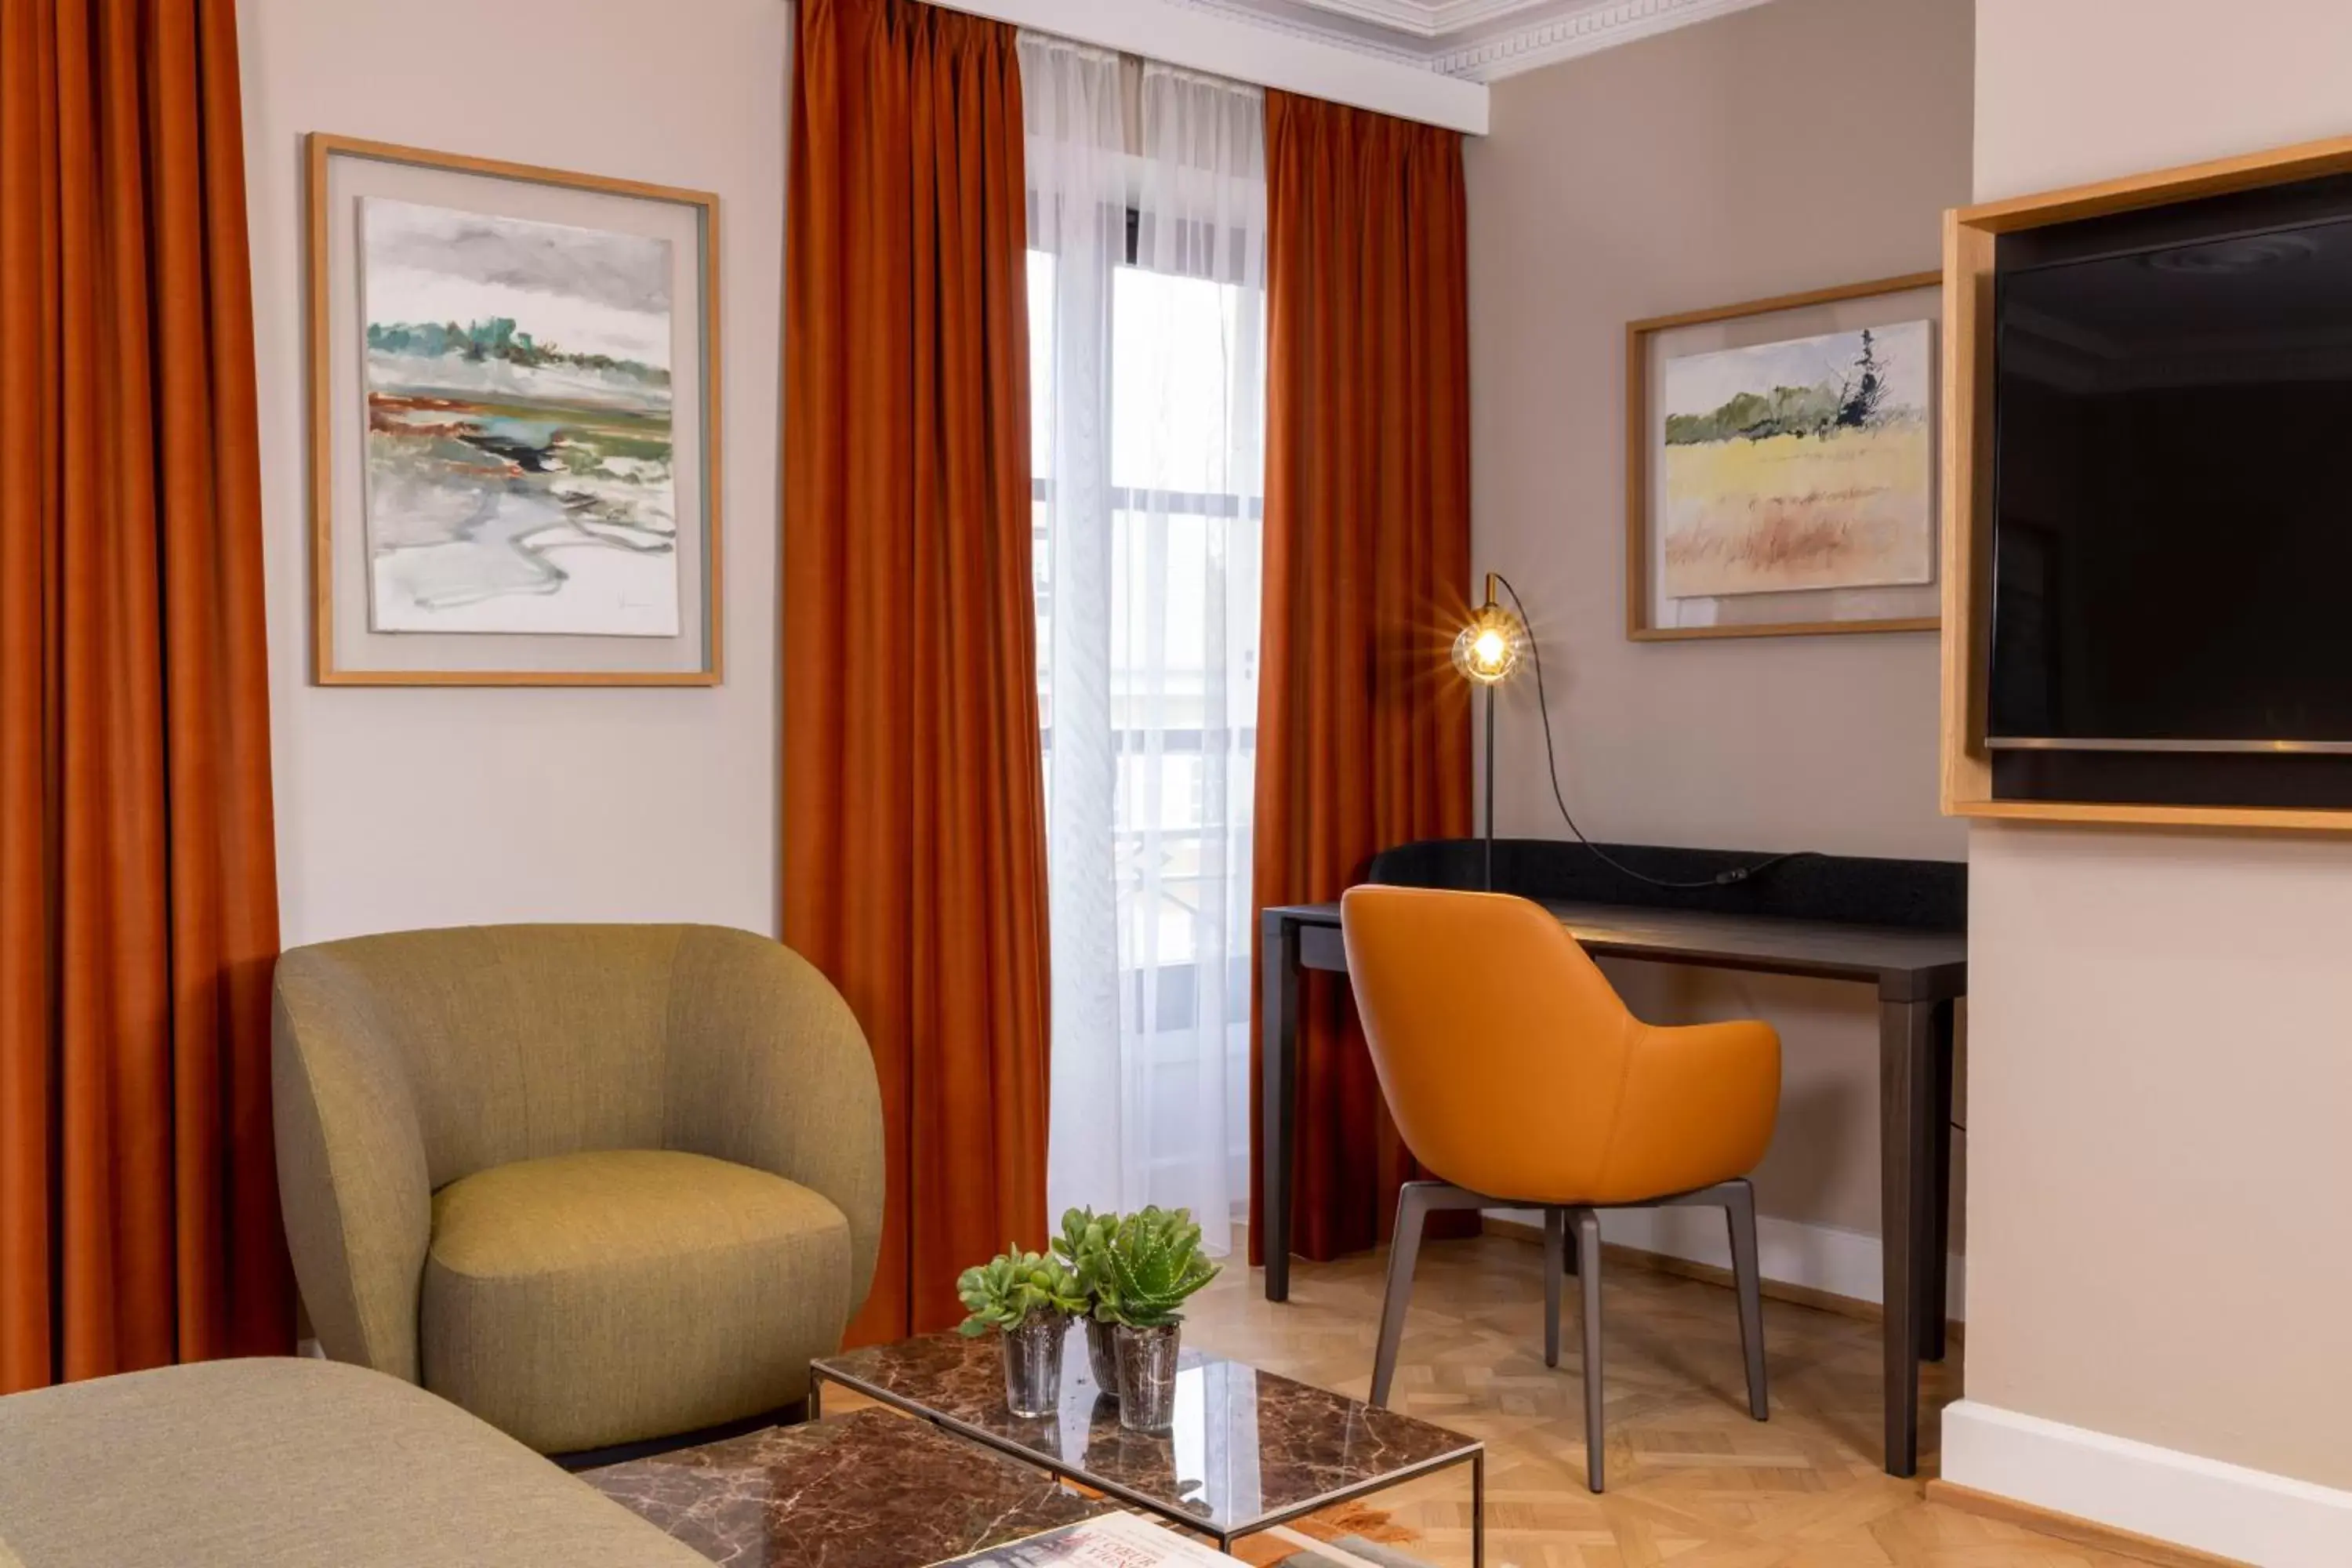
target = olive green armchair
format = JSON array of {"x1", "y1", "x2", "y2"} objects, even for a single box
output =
[{"x1": 270, "y1": 924, "x2": 884, "y2": 1456}]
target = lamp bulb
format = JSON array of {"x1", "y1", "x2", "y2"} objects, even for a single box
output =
[{"x1": 1451, "y1": 603, "x2": 1523, "y2": 686}]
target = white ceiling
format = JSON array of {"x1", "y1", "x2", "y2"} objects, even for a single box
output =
[{"x1": 1172, "y1": 0, "x2": 1777, "y2": 81}]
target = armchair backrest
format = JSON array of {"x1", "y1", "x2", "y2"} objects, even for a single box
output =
[{"x1": 276, "y1": 924, "x2": 708, "y2": 1188}]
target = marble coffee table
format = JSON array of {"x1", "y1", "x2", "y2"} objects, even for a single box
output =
[
  {"x1": 811, "y1": 1327, "x2": 1485, "y2": 1566},
  {"x1": 585, "y1": 1406, "x2": 1117, "y2": 1567}
]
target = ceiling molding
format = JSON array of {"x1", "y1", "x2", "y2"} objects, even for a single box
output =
[
  {"x1": 932, "y1": 0, "x2": 1779, "y2": 130},
  {"x1": 1436, "y1": 0, "x2": 1779, "y2": 81},
  {"x1": 1174, "y1": 0, "x2": 1784, "y2": 83},
  {"x1": 931, "y1": 0, "x2": 1489, "y2": 132},
  {"x1": 1280, "y1": 0, "x2": 1454, "y2": 35},
  {"x1": 1271, "y1": 0, "x2": 1568, "y2": 38},
  {"x1": 1167, "y1": 0, "x2": 1434, "y2": 67}
]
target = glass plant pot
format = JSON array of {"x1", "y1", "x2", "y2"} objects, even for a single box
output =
[
  {"x1": 1000, "y1": 1310, "x2": 1068, "y2": 1418},
  {"x1": 1112, "y1": 1322, "x2": 1181, "y2": 1433},
  {"x1": 1085, "y1": 1318, "x2": 1120, "y2": 1401}
]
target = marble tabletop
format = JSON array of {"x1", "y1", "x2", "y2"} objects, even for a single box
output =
[
  {"x1": 585, "y1": 1406, "x2": 1116, "y2": 1568},
  {"x1": 811, "y1": 1327, "x2": 1479, "y2": 1537}
]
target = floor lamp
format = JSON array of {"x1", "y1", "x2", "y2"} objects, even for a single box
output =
[{"x1": 1452, "y1": 573, "x2": 1526, "y2": 891}]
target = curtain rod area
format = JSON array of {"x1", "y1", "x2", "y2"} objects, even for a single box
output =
[{"x1": 916, "y1": 0, "x2": 1489, "y2": 136}]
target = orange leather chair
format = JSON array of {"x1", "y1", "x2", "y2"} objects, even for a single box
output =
[{"x1": 1341, "y1": 884, "x2": 1781, "y2": 1492}]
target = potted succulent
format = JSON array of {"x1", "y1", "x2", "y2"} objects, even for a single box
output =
[
  {"x1": 1051, "y1": 1207, "x2": 1121, "y2": 1398},
  {"x1": 956, "y1": 1245, "x2": 1089, "y2": 1418},
  {"x1": 1096, "y1": 1207, "x2": 1221, "y2": 1433}
]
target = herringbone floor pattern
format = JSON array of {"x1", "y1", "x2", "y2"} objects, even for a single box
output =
[{"x1": 1186, "y1": 1234, "x2": 2155, "y2": 1568}]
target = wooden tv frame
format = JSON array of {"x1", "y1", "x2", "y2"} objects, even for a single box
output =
[{"x1": 1942, "y1": 132, "x2": 2352, "y2": 834}]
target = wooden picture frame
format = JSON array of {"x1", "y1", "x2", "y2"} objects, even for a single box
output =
[
  {"x1": 1942, "y1": 132, "x2": 2352, "y2": 833},
  {"x1": 1626, "y1": 271, "x2": 1944, "y2": 641},
  {"x1": 306, "y1": 134, "x2": 723, "y2": 686}
]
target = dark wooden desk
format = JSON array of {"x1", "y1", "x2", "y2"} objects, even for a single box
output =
[{"x1": 1258, "y1": 888, "x2": 1964, "y2": 1479}]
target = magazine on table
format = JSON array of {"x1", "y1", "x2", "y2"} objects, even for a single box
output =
[{"x1": 932, "y1": 1511, "x2": 1233, "y2": 1568}]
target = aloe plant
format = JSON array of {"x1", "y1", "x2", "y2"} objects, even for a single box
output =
[
  {"x1": 1097, "y1": 1206, "x2": 1221, "y2": 1329},
  {"x1": 956, "y1": 1246, "x2": 1088, "y2": 1337}
]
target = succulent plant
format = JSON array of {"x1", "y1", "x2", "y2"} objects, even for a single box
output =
[
  {"x1": 1097, "y1": 1206, "x2": 1221, "y2": 1329},
  {"x1": 1051, "y1": 1207, "x2": 1115, "y2": 1300},
  {"x1": 956, "y1": 1246, "x2": 1089, "y2": 1337}
]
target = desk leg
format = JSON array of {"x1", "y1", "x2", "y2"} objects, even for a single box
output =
[
  {"x1": 1261, "y1": 912, "x2": 1301, "y2": 1303},
  {"x1": 1878, "y1": 998, "x2": 1937, "y2": 1478},
  {"x1": 1922, "y1": 1000, "x2": 1957, "y2": 1363}
]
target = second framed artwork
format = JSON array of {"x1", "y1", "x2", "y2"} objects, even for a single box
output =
[
  {"x1": 307, "y1": 135, "x2": 721, "y2": 684},
  {"x1": 1626, "y1": 271, "x2": 1942, "y2": 641}
]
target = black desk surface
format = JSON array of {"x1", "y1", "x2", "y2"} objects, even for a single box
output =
[{"x1": 1267, "y1": 897, "x2": 1965, "y2": 1000}]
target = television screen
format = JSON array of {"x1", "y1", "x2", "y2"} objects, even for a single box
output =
[{"x1": 1990, "y1": 181, "x2": 2352, "y2": 749}]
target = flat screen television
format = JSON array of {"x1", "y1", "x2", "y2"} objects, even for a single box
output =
[{"x1": 1989, "y1": 173, "x2": 2352, "y2": 753}]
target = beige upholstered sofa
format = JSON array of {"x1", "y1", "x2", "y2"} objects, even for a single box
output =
[
  {"x1": 272, "y1": 923, "x2": 884, "y2": 1454},
  {"x1": 0, "y1": 1357, "x2": 709, "y2": 1566}
]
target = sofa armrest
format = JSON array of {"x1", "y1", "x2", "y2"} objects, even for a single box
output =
[
  {"x1": 662, "y1": 927, "x2": 886, "y2": 1323},
  {"x1": 271, "y1": 953, "x2": 433, "y2": 1382}
]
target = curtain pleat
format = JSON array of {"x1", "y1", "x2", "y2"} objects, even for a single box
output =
[
  {"x1": 1249, "y1": 90, "x2": 1474, "y2": 1265},
  {"x1": 785, "y1": 0, "x2": 1051, "y2": 1341},
  {"x1": 0, "y1": 0, "x2": 289, "y2": 1393}
]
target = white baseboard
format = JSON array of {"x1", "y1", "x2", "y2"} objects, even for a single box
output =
[
  {"x1": 1487, "y1": 1205, "x2": 1965, "y2": 1323},
  {"x1": 1943, "y1": 1400, "x2": 2352, "y2": 1568}
]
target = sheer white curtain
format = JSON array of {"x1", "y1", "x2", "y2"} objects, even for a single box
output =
[{"x1": 1020, "y1": 36, "x2": 1267, "y2": 1255}]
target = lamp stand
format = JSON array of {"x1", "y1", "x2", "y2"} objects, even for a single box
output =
[{"x1": 1483, "y1": 681, "x2": 1496, "y2": 892}]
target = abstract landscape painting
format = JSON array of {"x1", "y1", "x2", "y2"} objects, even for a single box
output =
[
  {"x1": 361, "y1": 198, "x2": 679, "y2": 637},
  {"x1": 1657, "y1": 319, "x2": 1933, "y2": 598}
]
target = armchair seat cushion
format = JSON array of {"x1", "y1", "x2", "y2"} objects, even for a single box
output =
[{"x1": 423, "y1": 1149, "x2": 850, "y2": 1454}]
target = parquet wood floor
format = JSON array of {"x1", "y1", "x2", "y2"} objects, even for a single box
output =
[{"x1": 1182, "y1": 1232, "x2": 2163, "y2": 1568}]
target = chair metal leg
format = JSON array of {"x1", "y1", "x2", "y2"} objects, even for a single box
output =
[
  {"x1": 1723, "y1": 1178, "x2": 1769, "y2": 1421},
  {"x1": 1574, "y1": 1207, "x2": 1605, "y2": 1493},
  {"x1": 1542, "y1": 1208, "x2": 1564, "y2": 1369},
  {"x1": 1371, "y1": 1182, "x2": 1439, "y2": 1408},
  {"x1": 1654, "y1": 1179, "x2": 1772, "y2": 1422}
]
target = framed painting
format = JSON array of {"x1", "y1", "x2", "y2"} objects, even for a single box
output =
[
  {"x1": 306, "y1": 135, "x2": 721, "y2": 684},
  {"x1": 1626, "y1": 271, "x2": 1942, "y2": 641}
]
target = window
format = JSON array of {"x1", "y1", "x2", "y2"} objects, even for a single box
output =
[{"x1": 1022, "y1": 38, "x2": 1266, "y2": 1249}]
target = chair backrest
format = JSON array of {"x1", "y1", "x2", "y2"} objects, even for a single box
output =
[
  {"x1": 1340, "y1": 885, "x2": 1642, "y2": 1201},
  {"x1": 274, "y1": 924, "x2": 697, "y2": 1189}
]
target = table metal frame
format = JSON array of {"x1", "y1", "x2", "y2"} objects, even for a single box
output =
[{"x1": 811, "y1": 1361, "x2": 1486, "y2": 1566}]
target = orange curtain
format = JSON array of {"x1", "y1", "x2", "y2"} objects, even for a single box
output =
[
  {"x1": 1249, "y1": 91, "x2": 1474, "y2": 1266},
  {"x1": 0, "y1": 0, "x2": 290, "y2": 1392},
  {"x1": 783, "y1": 0, "x2": 1050, "y2": 1341}
]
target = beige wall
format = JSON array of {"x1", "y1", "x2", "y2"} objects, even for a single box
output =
[
  {"x1": 1465, "y1": 0, "x2": 1973, "y2": 1249},
  {"x1": 1969, "y1": 0, "x2": 2352, "y2": 1491},
  {"x1": 238, "y1": 0, "x2": 787, "y2": 947}
]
